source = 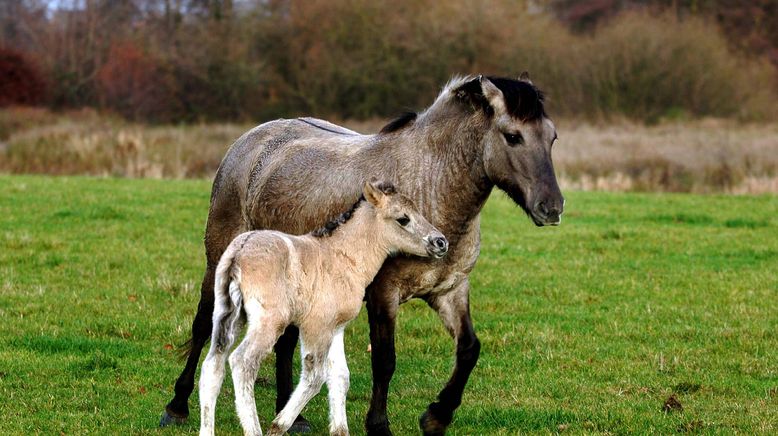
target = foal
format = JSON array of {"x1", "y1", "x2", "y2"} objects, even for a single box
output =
[{"x1": 198, "y1": 179, "x2": 448, "y2": 436}]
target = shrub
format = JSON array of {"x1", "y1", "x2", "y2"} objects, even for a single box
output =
[
  {"x1": 0, "y1": 47, "x2": 46, "y2": 106},
  {"x1": 96, "y1": 42, "x2": 179, "y2": 122}
]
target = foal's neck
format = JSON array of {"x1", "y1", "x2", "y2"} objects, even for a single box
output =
[{"x1": 319, "y1": 205, "x2": 390, "y2": 289}]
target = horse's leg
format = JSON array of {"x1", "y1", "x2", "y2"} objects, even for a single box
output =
[
  {"x1": 229, "y1": 318, "x2": 281, "y2": 436},
  {"x1": 162, "y1": 196, "x2": 244, "y2": 426},
  {"x1": 269, "y1": 336, "x2": 330, "y2": 436},
  {"x1": 274, "y1": 325, "x2": 312, "y2": 433},
  {"x1": 326, "y1": 328, "x2": 349, "y2": 436},
  {"x1": 161, "y1": 263, "x2": 216, "y2": 426},
  {"x1": 419, "y1": 279, "x2": 481, "y2": 436},
  {"x1": 364, "y1": 287, "x2": 400, "y2": 436}
]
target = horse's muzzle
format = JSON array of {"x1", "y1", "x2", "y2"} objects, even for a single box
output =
[{"x1": 531, "y1": 198, "x2": 564, "y2": 226}]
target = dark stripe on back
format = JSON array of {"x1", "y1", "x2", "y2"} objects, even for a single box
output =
[{"x1": 297, "y1": 118, "x2": 358, "y2": 135}]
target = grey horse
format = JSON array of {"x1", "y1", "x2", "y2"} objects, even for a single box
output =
[{"x1": 161, "y1": 74, "x2": 564, "y2": 435}]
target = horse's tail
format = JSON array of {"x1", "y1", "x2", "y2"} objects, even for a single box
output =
[{"x1": 211, "y1": 240, "x2": 245, "y2": 354}]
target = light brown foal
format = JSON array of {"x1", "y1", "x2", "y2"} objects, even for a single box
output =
[{"x1": 198, "y1": 179, "x2": 448, "y2": 436}]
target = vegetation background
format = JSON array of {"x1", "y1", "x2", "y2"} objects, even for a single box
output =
[
  {"x1": 1, "y1": 1, "x2": 777, "y2": 435},
  {"x1": 2, "y1": 0, "x2": 778, "y2": 193}
]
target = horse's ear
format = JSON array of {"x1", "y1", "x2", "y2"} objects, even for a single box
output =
[
  {"x1": 518, "y1": 71, "x2": 532, "y2": 84},
  {"x1": 453, "y1": 75, "x2": 504, "y2": 116},
  {"x1": 364, "y1": 178, "x2": 388, "y2": 207}
]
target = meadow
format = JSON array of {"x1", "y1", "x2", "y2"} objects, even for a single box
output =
[{"x1": 0, "y1": 175, "x2": 776, "y2": 434}]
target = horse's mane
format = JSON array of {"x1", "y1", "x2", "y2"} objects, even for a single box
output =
[
  {"x1": 380, "y1": 111, "x2": 417, "y2": 134},
  {"x1": 442, "y1": 75, "x2": 547, "y2": 122},
  {"x1": 486, "y1": 76, "x2": 546, "y2": 121}
]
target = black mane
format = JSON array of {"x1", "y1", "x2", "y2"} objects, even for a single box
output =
[
  {"x1": 311, "y1": 195, "x2": 366, "y2": 238},
  {"x1": 380, "y1": 111, "x2": 417, "y2": 134},
  {"x1": 486, "y1": 76, "x2": 546, "y2": 121}
]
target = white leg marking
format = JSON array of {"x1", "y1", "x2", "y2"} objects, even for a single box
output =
[
  {"x1": 270, "y1": 340, "x2": 329, "y2": 435},
  {"x1": 229, "y1": 304, "x2": 275, "y2": 436},
  {"x1": 327, "y1": 328, "x2": 350, "y2": 435},
  {"x1": 199, "y1": 326, "x2": 231, "y2": 436}
]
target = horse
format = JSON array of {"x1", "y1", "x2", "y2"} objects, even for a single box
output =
[
  {"x1": 161, "y1": 73, "x2": 564, "y2": 435},
  {"x1": 198, "y1": 179, "x2": 448, "y2": 436}
]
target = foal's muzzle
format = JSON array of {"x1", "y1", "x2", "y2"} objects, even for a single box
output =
[{"x1": 425, "y1": 234, "x2": 449, "y2": 258}]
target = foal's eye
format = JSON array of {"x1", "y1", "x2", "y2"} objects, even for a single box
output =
[
  {"x1": 396, "y1": 215, "x2": 410, "y2": 226},
  {"x1": 503, "y1": 132, "x2": 524, "y2": 146}
]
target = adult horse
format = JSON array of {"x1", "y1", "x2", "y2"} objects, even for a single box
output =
[{"x1": 161, "y1": 74, "x2": 564, "y2": 435}]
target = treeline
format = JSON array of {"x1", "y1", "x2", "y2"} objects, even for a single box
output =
[{"x1": 2, "y1": 0, "x2": 777, "y2": 123}]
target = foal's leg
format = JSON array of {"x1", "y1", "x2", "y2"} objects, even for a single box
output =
[
  {"x1": 326, "y1": 327, "x2": 350, "y2": 436},
  {"x1": 364, "y1": 288, "x2": 400, "y2": 436},
  {"x1": 199, "y1": 292, "x2": 244, "y2": 436},
  {"x1": 268, "y1": 336, "x2": 330, "y2": 436},
  {"x1": 274, "y1": 325, "x2": 311, "y2": 433},
  {"x1": 419, "y1": 280, "x2": 481, "y2": 436},
  {"x1": 230, "y1": 317, "x2": 283, "y2": 436}
]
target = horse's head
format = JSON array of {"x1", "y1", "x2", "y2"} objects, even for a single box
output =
[
  {"x1": 363, "y1": 179, "x2": 448, "y2": 259},
  {"x1": 454, "y1": 74, "x2": 564, "y2": 226}
]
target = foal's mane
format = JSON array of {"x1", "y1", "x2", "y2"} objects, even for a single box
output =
[
  {"x1": 311, "y1": 196, "x2": 365, "y2": 238},
  {"x1": 311, "y1": 181, "x2": 397, "y2": 238}
]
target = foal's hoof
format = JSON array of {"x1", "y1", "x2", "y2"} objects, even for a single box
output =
[
  {"x1": 159, "y1": 410, "x2": 188, "y2": 427},
  {"x1": 288, "y1": 416, "x2": 312, "y2": 433},
  {"x1": 419, "y1": 410, "x2": 448, "y2": 436}
]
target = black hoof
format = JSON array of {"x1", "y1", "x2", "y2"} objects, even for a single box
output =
[
  {"x1": 159, "y1": 410, "x2": 188, "y2": 427},
  {"x1": 365, "y1": 420, "x2": 393, "y2": 436},
  {"x1": 419, "y1": 409, "x2": 448, "y2": 436},
  {"x1": 288, "y1": 416, "x2": 312, "y2": 433}
]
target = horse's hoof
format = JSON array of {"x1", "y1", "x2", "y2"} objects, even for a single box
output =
[
  {"x1": 365, "y1": 420, "x2": 393, "y2": 436},
  {"x1": 159, "y1": 410, "x2": 188, "y2": 427},
  {"x1": 288, "y1": 416, "x2": 312, "y2": 433},
  {"x1": 419, "y1": 410, "x2": 448, "y2": 436}
]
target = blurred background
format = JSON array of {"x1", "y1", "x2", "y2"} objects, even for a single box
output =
[{"x1": 1, "y1": 0, "x2": 777, "y2": 192}]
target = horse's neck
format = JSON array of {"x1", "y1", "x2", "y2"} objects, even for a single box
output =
[
  {"x1": 319, "y1": 206, "x2": 390, "y2": 289},
  {"x1": 367, "y1": 113, "x2": 492, "y2": 241}
]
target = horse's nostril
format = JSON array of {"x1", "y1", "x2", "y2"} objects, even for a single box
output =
[{"x1": 537, "y1": 201, "x2": 549, "y2": 216}]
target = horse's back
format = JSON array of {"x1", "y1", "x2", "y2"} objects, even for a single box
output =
[{"x1": 207, "y1": 118, "x2": 371, "y2": 255}]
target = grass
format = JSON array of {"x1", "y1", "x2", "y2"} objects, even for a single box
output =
[{"x1": 0, "y1": 175, "x2": 776, "y2": 434}]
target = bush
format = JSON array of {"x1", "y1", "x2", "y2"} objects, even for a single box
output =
[
  {"x1": 96, "y1": 42, "x2": 179, "y2": 122},
  {"x1": 0, "y1": 47, "x2": 46, "y2": 106}
]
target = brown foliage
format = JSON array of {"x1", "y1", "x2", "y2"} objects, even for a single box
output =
[
  {"x1": 0, "y1": 47, "x2": 46, "y2": 106},
  {"x1": 96, "y1": 42, "x2": 178, "y2": 121},
  {"x1": 1, "y1": 1, "x2": 777, "y2": 122}
]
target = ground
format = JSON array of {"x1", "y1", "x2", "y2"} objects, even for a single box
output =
[{"x1": 0, "y1": 175, "x2": 776, "y2": 434}]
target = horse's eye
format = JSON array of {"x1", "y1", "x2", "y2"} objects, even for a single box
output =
[
  {"x1": 396, "y1": 215, "x2": 410, "y2": 226},
  {"x1": 503, "y1": 132, "x2": 523, "y2": 146}
]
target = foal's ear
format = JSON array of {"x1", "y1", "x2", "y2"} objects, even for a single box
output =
[
  {"x1": 453, "y1": 75, "x2": 505, "y2": 116},
  {"x1": 518, "y1": 71, "x2": 533, "y2": 84},
  {"x1": 364, "y1": 178, "x2": 389, "y2": 207}
]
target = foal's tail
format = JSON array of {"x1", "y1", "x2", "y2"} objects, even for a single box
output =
[{"x1": 211, "y1": 237, "x2": 246, "y2": 354}]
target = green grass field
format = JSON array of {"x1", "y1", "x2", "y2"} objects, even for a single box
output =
[{"x1": 1, "y1": 175, "x2": 776, "y2": 435}]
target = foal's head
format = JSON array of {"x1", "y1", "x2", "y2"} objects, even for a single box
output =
[
  {"x1": 452, "y1": 73, "x2": 564, "y2": 226},
  {"x1": 363, "y1": 179, "x2": 448, "y2": 259}
]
